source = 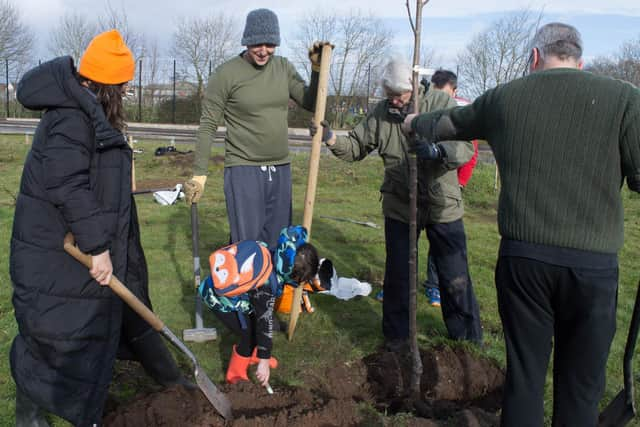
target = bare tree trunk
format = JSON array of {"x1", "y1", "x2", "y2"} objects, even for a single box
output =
[
  {"x1": 170, "y1": 13, "x2": 239, "y2": 102},
  {"x1": 292, "y1": 11, "x2": 391, "y2": 127},
  {"x1": 0, "y1": 2, "x2": 35, "y2": 81},
  {"x1": 407, "y1": 0, "x2": 428, "y2": 403},
  {"x1": 456, "y1": 10, "x2": 541, "y2": 98},
  {"x1": 145, "y1": 40, "x2": 160, "y2": 109},
  {"x1": 48, "y1": 13, "x2": 96, "y2": 62}
]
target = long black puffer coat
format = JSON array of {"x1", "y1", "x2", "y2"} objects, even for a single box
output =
[{"x1": 10, "y1": 56, "x2": 150, "y2": 426}]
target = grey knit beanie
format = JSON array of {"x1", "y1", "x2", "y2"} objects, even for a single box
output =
[{"x1": 241, "y1": 8, "x2": 281, "y2": 47}]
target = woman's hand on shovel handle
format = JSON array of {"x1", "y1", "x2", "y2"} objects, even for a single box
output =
[
  {"x1": 90, "y1": 250, "x2": 113, "y2": 286},
  {"x1": 256, "y1": 359, "x2": 270, "y2": 387}
]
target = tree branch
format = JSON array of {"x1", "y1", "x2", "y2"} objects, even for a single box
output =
[{"x1": 406, "y1": 1, "x2": 416, "y2": 35}]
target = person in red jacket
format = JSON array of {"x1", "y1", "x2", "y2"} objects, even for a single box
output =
[{"x1": 423, "y1": 70, "x2": 479, "y2": 306}]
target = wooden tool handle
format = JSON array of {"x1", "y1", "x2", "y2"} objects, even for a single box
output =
[
  {"x1": 287, "y1": 286, "x2": 304, "y2": 341},
  {"x1": 129, "y1": 135, "x2": 136, "y2": 192},
  {"x1": 292, "y1": 43, "x2": 333, "y2": 341},
  {"x1": 63, "y1": 233, "x2": 164, "y2": 331},
  {"x1": 302, "y1": 43, "x2": 333, "y2": 238}
]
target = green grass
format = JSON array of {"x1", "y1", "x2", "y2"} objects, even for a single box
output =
[{"x1": 0, "y1": 135, "x2": 639, "y2": 426}]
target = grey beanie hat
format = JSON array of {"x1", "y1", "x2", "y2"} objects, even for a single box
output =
[{"x1": 241, "y1": 8, "x2": 281, "y2": 47}]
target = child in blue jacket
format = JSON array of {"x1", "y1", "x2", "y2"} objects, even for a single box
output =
[{"x1": 199, "y1": 226, "x2": 319, "y2": 385}]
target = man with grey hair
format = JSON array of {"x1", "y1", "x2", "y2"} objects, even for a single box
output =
[
  {"x1": 403, "y1": 22, "x2": 640, "y2": 426},
  {"x1": 312, "y1": 58, "x2": 482, "y2": 351},
  {"x1": 527, "y1": 21, "x2": 584, "y2": 69}
]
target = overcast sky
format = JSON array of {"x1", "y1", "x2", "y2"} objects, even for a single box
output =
[{"x1": 17, "y1": 0, "x2": 640, "y2": 68}]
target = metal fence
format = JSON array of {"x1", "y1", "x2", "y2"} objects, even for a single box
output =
[{"x1": 5, "y1": 57, "x2": 386, "y2": 127}]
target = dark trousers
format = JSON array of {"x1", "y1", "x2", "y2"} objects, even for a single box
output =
[
  {"x1": 496, "y1": 256, "x2": 618, "y2": 427},
  {"x1": 214, "y1": 310, "x2": 256, "y2": 358},
  {"x1": 425, "y1": 252, "x2": 439, "y2": 288},
  {"x1": 224, "y1": 164, "x2": 292, "y2": 251},
  {"x1": 382, "y1": 217, "x2": 482, "y2": 343}
]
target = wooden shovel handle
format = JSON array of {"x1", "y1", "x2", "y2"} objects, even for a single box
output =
[
  {"x1": 287, "y1": 286, "x2": 304, "y2": 341},
  {"x1": 63, "y1": 233, "x2": 164, "y2": 331},
  {"x1": 290, "y1": 44, "x2": 333, "y2": 342},
  {"x1": 302, "y1": 43, "x2": 333, "y2": 237}
]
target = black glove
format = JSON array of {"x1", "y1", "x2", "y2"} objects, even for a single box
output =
[
  {"x1": 411, "y1": 138, "x2": 443, "y2": 160},
  {"x1": 309, "y1": 120, "x2": 333, "y2": 143}
]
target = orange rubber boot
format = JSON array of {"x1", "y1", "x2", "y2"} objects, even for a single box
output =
[
  {"x1": 226, "y1": 345, "x2": 251, "y2": 384},
  {"x1": 249, "y1": 347, "x2": 279, "y2": 369}
]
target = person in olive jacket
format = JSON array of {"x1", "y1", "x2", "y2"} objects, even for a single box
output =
[
  {"x1": 11, "y1": 30, "x2": 188, "y2": 427},
  {"x1": 313, "y1": 58, "x2": 483, "y2": 351}
]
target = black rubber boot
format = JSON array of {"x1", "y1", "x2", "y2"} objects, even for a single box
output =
[
  {"x1": 129, "y1": 329, "x2": 195, "y2": 388},
  {"x1": 15, "y1": 389, "x2": 50, "y2": 427}
]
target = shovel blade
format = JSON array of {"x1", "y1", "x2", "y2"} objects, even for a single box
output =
[
  {"x1": 195, "y1": 366, "x2": 233, "y2": 420},
  {"x1": 599, "y1": 391, "x2": 636, "y2": 427},
  {"x1": 159, "y1": 326, "x2": 232, "y2": 419}
]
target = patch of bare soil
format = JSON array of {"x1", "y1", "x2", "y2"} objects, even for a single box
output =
[
  {"x1": 364, "y1": 345, "x2": 503, "y2": 426},
  {"x1": 142, "y1": 151, "x2": 224, "y2": 177},
  {"x1": 157, "y1": 152, "x2": 224, "y2": 172},
  {"x1": 136, "y1": 178, "x2": 183, "y2": 192},
  {"x1": 103, "y1": 346, "x2": 503, "y2": 426},
  {"x1": 104, "y1": 366, "x2": 367, "y2": 427}
]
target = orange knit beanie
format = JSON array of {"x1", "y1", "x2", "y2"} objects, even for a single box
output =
[{"x1": 78, "y1": 30, "x2": 134, "y2": 85}]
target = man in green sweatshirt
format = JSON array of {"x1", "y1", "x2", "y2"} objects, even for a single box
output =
[
  {"x1": 184, "y1": 8, "x2": 326, "y2": 252},
  {"x1": 403, "y1": 22, "x2": 640, "y2": 426}
]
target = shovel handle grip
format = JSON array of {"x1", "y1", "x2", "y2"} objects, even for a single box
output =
[{"x1": 63, "y1": 233, "x2": 164, "y2": 331}]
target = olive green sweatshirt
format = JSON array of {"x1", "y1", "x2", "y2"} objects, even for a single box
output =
[
  {"x1": 194, "y1": 54, "x2": 317, "y2": 173},
  {"x1": 411, "y1": 68, "x2": 640, "y2": 253},
  {"x1": 329, "y1": 88, "x2": 473, "y2": 224}
]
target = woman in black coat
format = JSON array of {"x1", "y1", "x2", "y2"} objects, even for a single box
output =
[{"x1": 10, "y1": 30, "x2": 188, "y2": 427}]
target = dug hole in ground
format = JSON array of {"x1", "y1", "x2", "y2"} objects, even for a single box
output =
[{"x1": 103, "y1": 344, "x2": 504, "y2": 426}]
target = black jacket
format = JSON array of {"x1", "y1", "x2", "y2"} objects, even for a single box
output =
[{"x1": 10, "y1": 56, "x2": 148, "y2": 426}]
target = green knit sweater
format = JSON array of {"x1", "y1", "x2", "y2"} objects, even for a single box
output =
[
  {"x1": 412, "y1": 68, "x2": 640, "y2": 254},
  {"x1": 194, "y1": 54, "x2": 317, "y2": 173}
]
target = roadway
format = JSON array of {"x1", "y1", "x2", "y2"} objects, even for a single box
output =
[
  {"x1": 0, "y1": 118, "x2": 315, "y2": 144},
  {"x1": 0, "y1": 118, "x2": 494, "y2": 162}
]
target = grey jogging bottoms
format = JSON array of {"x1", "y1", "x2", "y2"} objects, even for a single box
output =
[{"x1": 223, "y1": 164, "x2": 292, "y2": 251}]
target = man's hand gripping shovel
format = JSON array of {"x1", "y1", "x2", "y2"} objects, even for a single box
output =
[{"x1": 63, "y1": 233, "x2": 233, "y2": 421}]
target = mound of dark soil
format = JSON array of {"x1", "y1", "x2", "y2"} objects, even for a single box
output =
[
  {"x1": 364, "y1": 345, "x2": 503, "y2": 425},
  {"x1": 104, "y1": 361, "x2": 369, "y2": 427},
  {"x1": 103, "y1": 346, "x2": 504, "y2": 426},
  {"x1": 135, "y1": 178, "x2": 183, "y2": 191},
  {"x1": 156, "y1": 152, "x2": 224, "y2": 173}
]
